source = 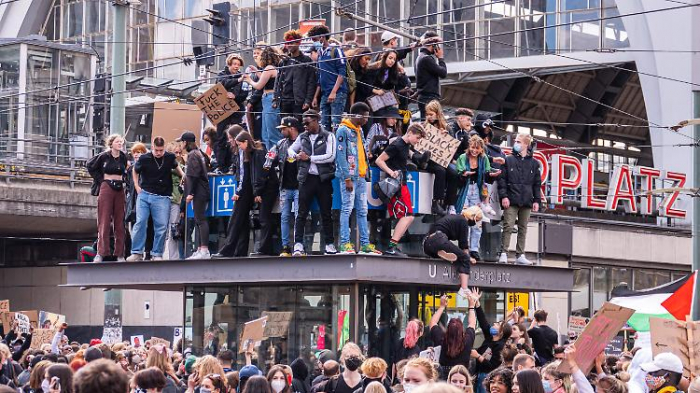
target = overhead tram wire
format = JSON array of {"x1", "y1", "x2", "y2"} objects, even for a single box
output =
[{"x1": 5, "y1": 2, "x2": 699, "y2": 116}]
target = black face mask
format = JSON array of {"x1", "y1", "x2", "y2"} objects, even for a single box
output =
[
  {"x1": 345, "y1": 356, "x2": 362, "y2": 371},
  {"x1": 468, "y1": 219, "x2": 477, "y2": 227}
]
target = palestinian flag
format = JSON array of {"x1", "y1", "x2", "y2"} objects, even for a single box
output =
[{"x1": 608, "y1": 271, "x2": 697, "y2": 332}]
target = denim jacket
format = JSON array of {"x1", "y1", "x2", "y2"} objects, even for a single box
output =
[{"x1": 335, "y1": 122, "x2": 369, "y2": 181}]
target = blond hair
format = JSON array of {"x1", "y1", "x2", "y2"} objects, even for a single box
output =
[
  {"x1": 468, "y1": 135, "x2": 486, "y2": 156},
  {"x1": 226, "y1": 53, "x2": 244, "y2": 66},
  {"x1": 340, "y1": 342, "x2": 364, "y2": 365},
  {"x1": 462, "y1": 205, "x2": 483, "y2": 222},
  {"x1": 146, "y1": 345, "x2": 174, "y2": 376},
  {"x1": 105, "y1": 134, "x2": 124, "y2": 149},
  {"x1": 0, "y1": 343, "x2": 10, "y2": 361},
  {"x1": 448, "y1": 365, "x2": 472, "y2": 392},
  {"x1": 366, "y1": 381, "x2": 388, "y2": 393},
  {"x1": 361, "y1": 357, "x2": 388, "y2": 379},
  {"x1": 405, "y1": 357, "x2": 438, "y2": 382},
  {"x1": 424, "y1": 100, "x2": 448, "y2": 130},
  {"x1": 195, "y1": 355, "x2": 226, "y2": 379},
  {"x1": 516, "y1": 132, "x2": 532, "y2": 146}
]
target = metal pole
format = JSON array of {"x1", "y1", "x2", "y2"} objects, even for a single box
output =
[
  {"x1": 335, "y1": 9, "x2": 420, "y2": 41},
  {"x1": 693, "y1": 91, "x2": 700, "y2": 321},
  {"x1": 109, "y1": 1, "x2": 128, "y2": 136}
]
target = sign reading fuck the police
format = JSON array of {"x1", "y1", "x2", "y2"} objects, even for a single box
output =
[{"x1": 194, "y1": 83, "x2": 240, "y2": 125}]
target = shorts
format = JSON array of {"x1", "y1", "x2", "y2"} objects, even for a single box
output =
[{"x1": 389, "y1": 184, "x2": 413, "y2": 219}]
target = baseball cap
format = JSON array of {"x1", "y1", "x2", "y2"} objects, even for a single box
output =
[
  {"x1": 381, "y1": 31, "x2": 400, "y2": 44},
  {"x1": 641, "y1": 352, "x2": 684, "y2": 374},
  {"x1": 239, "y1": 364, "x2": 262, "y2": 379},
  {"x1": 315, "y1": 349, "x2": 337, "y2": 364},
  {"x1": 180, "y1": 131, "x2": 196, "y2": 143},
  {"x1": 277, "y1": 116, "x2": 302, "y2": 130},
  {"x1": 184, "y1": 355, "x2": 197, "y2": 374}
]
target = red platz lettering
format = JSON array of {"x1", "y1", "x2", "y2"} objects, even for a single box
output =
[
  {"x1": 636, "y1": 166, "x2": 662, "y2": 215},
  {"x1": 581, "y1": 159, "x2": 606, "y2": 209},
  {"x1": 551, "y1": 154, "x2": 582, "y2": 205},
  {"x1": 606, "y1": 165, "x2": 637, "y2": 213},
  {"x1": 659, "y1": 171, "x2": 687, "y2": 218}
]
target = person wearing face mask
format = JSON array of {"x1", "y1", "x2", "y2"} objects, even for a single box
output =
[
  {"x1": 321, "y1": 343, "x2": 363, "y2": 393},
  {"x1": 472, "y1": 298, "x2": 512, "y2": 393},
  {"x1": 197, "y1": 373, "x2": 228, "y2": 393},
  {"x1": 540, "y1": 362, "x2": 572, "y2": 393},
  {"x1": 497, "y1": 132, "x2": 541, "y2": 265},
  {"x1": 43, "y1": 363, "x2": 73, "y2": 393},
  {"x1": 402, "y1": 357, "x2": 437, "y2": 393},
  {"x1": 422, "y1": 206, "x2": 482, "y2": 299},
  {"x1": 267, "y1": 366, "x2": 292, "y2": 393},
  {"x1": 639, "y1": 352, "x2": 685, "y2": 393}
]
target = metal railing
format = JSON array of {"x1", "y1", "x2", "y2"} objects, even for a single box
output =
[{"x1": 0, "y1": 136, "x2": 102, "y2": 188}]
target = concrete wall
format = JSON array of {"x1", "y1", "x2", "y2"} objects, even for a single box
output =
[{"x1": 0, "y1": 266, "x2": 183, "y2": 337}]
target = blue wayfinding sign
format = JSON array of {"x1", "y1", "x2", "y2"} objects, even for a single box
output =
[{"x1": 190, "y1": 169, "x2": 424, "y2": 218}]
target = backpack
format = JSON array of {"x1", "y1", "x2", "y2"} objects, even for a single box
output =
[{"x1": 330, "y1": 47, "x2": 356, "y2": 94}]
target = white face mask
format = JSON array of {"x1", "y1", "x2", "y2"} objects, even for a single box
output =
[
  {"x1": 271, "y1": 380, "x2": 286, "y2": 393},
  {"x1": 403, "y1": 383, "x2": 417, "y2": 393},
  {"x1": 41, "y1": 379, "x2": 51, "y2": 393}
]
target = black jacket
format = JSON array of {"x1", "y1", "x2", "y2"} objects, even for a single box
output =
[
  {"x1": 216, "y1": 67, "x2": 247, "y2": 110},
  {"x1": 448, "y1": 122, "x2": 471, "y2": 161},
  {"x1": 277, "y1": 52, "x2": 317, "y2": 106},
  {"x1": 263, "y1": 138, "x2": 295, "y2": 190},
  {"x1": 243, "y1": 149, "x2": 267, "y2": 198},
  {"x1": 474, "y1": 306, "x2": 508, "y2": 375},
  {"x1": 415, "y1": 48, "x2": 447, "y2": 98},
  {"x1": 497, "y1": 151, "x2": 541, "y2": 208}
]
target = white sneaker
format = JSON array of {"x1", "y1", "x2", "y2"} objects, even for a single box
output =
[
  {"x1": 498, "y1": 252, "x2": 508, "y2": 264},
  {"x1": 151, "y1": 256, "x2": 163, "y2": 261},
  {"x1": 293, "y1": 243, "x2": 306, "y2": 257},
  {"x1": 447, "y1": 205, "x2": 456, "y2": 215},
  {"x1": 515, "y1": 254, "x2": 533, "y2": 265},
  {"x1": 187, "y1": 250, "x2": 202, "y2": 260},
  {"x1": 324, "y1": 244, "x2": 338, "y2": 255},
  {"x1": 126, "y1": 254, "x2": 143, "y2": 262},
  {"x1": 199, "y1": 249, "x2": 210, "y2": 259},
  {"x1": 93, "y1": 255, "x2": 103, "y2": 263},
  {"x1": 458, "y1": 287, "x2": 472, "y2": 299},
  {"x1": 116, "y1": 257, "x2": 126, "y2": 262}
]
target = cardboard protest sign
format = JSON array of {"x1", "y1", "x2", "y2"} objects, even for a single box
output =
[
  {"x1": 31, "y1": 328, "x2": 55, "y2": 349},
  {"x1": 239, "y1": 316, "x2": 267, "y2": 353},
  {"x1": 650, "y1": 317, "x2": 692, "y2": 377},
  {"x1": 14, "y1": 312, "x2": 30, "y2": 334},
  {"x1": 0, "y1": 300, "x2": 9, "y2": 313},
  {"x1": 194, "y1": 83, "x2": 240, "y2": 125},
  {"x1": 558, "y1": 302, "x2": 634, "y2": 374},
  {"x1": 686, "y1": 317, "x2": 700, "y2": 378},
  {"x1": 568, "y1": 316, "x2": 590, "y2": 336},
  {"x1": 414, "y1": 123, "x2": 461, "y2": 168},
  {"x1": 605, "y1": 336, "x2": 624, "y2": 355},
  {"x1": 150, "y1": 336, "x2": 171, "y2": 349},
  {"x1": 262, "y1": 311, "x2": 293, "y2": 338}
]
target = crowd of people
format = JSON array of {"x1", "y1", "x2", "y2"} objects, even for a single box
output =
[
  {"x1": 1, "y1": 296, "x2": 699, "y2": 393},
  {"x1": 86, "y1": 26, "x2": 544, "y2": 273}
]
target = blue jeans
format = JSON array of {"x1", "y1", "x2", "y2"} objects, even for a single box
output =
[
  {"x1": 466, "y1": 183, "x2": 482, "y2": 252},
  {"x1": 339, "y1": 177, "x2": 369, "y2": 246},
  {"x1": 262, "y1": 92, "x2": 281, "y2": 150},
  {"x1": 320, "y1": 91, "x2": 347, "y2": 131},
  {"x1": 131, "y1": 191, "x2": 171, "y2": 257},
  {"x1": 476, "y1": 372, "x2": 488, "y2": 393},
  {"x1": 279, "y1": 188, "x2": 299, "y2": 247}
]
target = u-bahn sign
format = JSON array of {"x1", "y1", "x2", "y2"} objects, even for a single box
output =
[{"x1": 518, "y1": 150, "x2": 687, "y2": 219}]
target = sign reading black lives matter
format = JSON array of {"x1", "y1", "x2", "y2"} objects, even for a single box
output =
[
  {"x1": 414, "y1": 123, "x2": 461, "y2": 168},
  {"x1": 195, "y1": 83, "x2": 240, "y2": 125}
]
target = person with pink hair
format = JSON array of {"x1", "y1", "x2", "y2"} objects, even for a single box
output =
[{"x1": 394, "y1": 320, "x2": 423, "y2": 363}]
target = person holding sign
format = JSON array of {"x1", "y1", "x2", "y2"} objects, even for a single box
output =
[
  {"x1": 423, "y1": 101, "x2": 460, "y2": 216},
  {"x1": 497, "y1": 133, "x2": 541, "y2": 265},
  {"x1": 241, "y1": 47, "x2": 282, "y2": 151}
]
